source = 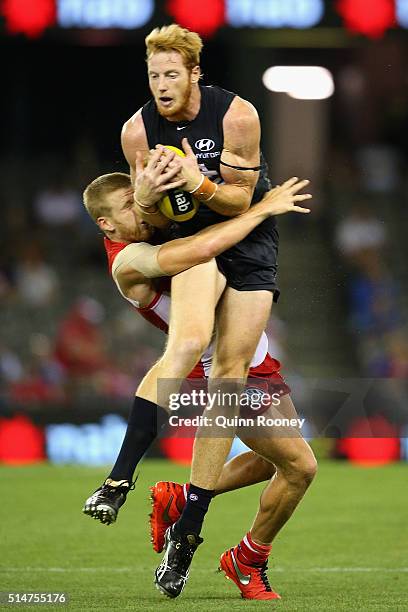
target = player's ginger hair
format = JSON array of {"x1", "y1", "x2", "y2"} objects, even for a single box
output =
[
  {"x1": 145, "y1": 24, "x2": 203, "y2": 72},
  {"x1": 83, "y1": 172, "x2": 131, "y2": 222}
]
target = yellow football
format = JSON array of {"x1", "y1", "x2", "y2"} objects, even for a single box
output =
[{"x1": 157, "y1": 146, "x2": 199, "y2": 222}]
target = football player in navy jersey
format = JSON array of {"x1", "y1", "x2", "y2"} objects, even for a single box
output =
[{"x1": 116, "y1": 24, "x2": 317, "y2": 599}]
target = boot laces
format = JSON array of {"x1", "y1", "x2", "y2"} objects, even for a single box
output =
[{"x1": 257, "y1": 562, "x2": 272, "y2": 592}]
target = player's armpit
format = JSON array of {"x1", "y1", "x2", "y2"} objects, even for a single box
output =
[{"x1": 112, "y1": 243, "x2": 165, "y2": 284}]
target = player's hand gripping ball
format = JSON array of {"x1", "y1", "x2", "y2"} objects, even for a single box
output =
[{"x1": 158, "y1": 146, "x2": 199, "y2": 222}]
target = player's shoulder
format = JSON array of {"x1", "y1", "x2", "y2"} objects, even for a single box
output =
[
  {"x1": 121, "y1": 107, "x2": 147, "y2": 145},
  {"x1": 227, "y1": 95, "x2": 259, "y2": 121},
  {"x1": 113, "y1": 241, "x2": 151, "y2": 267},
  {"x1": 111, "y1": 242, "x2": 154, "y2": 288},
  {"x1": 113, "y1": 241, "x2": 164, "y2": 278},
  {"x1": 104, "y1": 237, "x2": 128, "y2": 272},
  {"x1": 223, "y1": 95, "x2": 260, "y2": 135},
  {"x1": 121, "y1": 107, "x2": 150, "y2": 163}
]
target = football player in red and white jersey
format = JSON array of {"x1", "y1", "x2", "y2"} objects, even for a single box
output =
[{"x1": 82, "y1": 162, "x2": 313, "y2": 600}]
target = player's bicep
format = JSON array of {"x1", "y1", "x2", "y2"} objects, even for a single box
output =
[
  {"x1": 221, "y1": 97, "x2": 261, "y2": 189},
  {"x1": 112, "y1": 243, "x2": 165, "y2": 285}
]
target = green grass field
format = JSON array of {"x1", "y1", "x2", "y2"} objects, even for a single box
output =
[{"x1": 1, "y1": 460, "x2": 407, "y2": 611}]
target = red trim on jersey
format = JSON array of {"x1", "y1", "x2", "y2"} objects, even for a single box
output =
[
  {"x1": 248, "y1": 353, "x2": 291, "y2": 398},
  {"x1": 104, "y1": 237, "x2": 169, "y2": 330},
  {"x1": 104, "y1": 237, "x2": 129, "y2": 275},
  {"x1": 187, "y1": 362, "x2": 206, "y2": 378},
  {"x1": 138, "y1": 291, "x2": 163, "y2": 312},
  {"x1": 249, "y1": 352, "x2": 282, "y2": 379},
  {"x1": 138, "y1": 307, "x2": 169, "y2": 334},
  {"x1": 187, "y1": 351, "x2": 290, "y2": 396}
]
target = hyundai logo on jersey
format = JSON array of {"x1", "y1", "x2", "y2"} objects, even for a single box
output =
[{"x1": 195, "y1": 139, "x2": 215, "y2": 151}]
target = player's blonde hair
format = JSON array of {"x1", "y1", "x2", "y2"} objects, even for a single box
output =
[
  {"x1": 83, "y1": 172, "x2": 131, "y2": 222},
  {"x1": 145, "y1": 24, "x2": 203, "y2": 71}
]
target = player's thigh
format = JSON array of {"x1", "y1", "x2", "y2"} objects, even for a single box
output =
[
  {"x1": 166, "y1": 259, "x2": 226, "y2": 347},
  {"x1": 212, "y1": 287, "x2": 273, "y2": 369}
]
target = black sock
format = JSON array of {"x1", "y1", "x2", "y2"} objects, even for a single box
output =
[
  {"x1": 109, "y1": 396, "x2": 167, "y2": 483},
  {"x1": 174, "y1": 484, "x2": 215, "y2": 536}
]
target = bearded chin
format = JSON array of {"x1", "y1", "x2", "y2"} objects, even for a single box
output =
[{"x1": 157, "y1": 81, "x2": 192, "y2": 119}]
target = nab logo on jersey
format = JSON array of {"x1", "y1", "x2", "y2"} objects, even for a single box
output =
[{"x1": 195, "y1": 139, "x2": 215, "y2": 152}]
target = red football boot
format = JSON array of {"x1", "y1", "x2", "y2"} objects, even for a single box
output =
[
  {"x1": 149, "y1": 481, "x2": 187, "y2": 553},
  {"x1": 219, "y1": 546, "x2": 281, "y2": 600}
]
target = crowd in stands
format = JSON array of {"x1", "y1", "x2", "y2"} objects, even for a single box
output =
[
  {"x1": 1, "y1": 143, "x2": 407, "y2": 416},
  {"x1": 0, "y1": 150, "x2": 162, "y2": 409},
  {"x1": 329, "y1": 35, "x2": 408, "y2": 385},
  {"x1": 0, "y1": 291, "x2": 163, "y2": 409},
  {"x1": 334, "y1": 190, "x2": 408, "y2": 381},
  {"x1": 2, "y1": 35, "x2": 408, "y2": 415}
]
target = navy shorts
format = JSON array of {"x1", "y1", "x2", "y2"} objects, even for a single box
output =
[
  {"x1": 175, "y1": 213, "x2": 280, "y2": 300},
  {"x1": 215, "y1": 217, "x2": 280, "y2": 301}
]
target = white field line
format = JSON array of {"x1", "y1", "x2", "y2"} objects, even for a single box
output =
[{"x1": 1, "y1": 567, "x2": 408, "y2": 573}]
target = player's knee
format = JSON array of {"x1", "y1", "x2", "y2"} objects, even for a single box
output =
[
  {"x1": 280, "y1": 447, "x2": 317, "y2": 490},
  {"x1": 212, "y1": 355, "x2": 251, "y2": 378},
  {"x1": 297, "y1": 453, "x2": 318, "y2": 486},
  {"x1": 169, "y1": 335, "x2": 209, "y2": 365},
  {"x1": 288, "y1": 451, "x2": 317, "y2": 489}
]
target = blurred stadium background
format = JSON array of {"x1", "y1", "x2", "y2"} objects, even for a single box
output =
[
  {"x1": 0, "y1": 1, "x2": 407, "y2": 609},
  {"x1": 1, "y1": 0, "x2": 407, "y2": 464}
]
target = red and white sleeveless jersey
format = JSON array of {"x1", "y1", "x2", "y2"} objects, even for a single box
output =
[{"x1": 104, "y1": 238, "x2": 288, "y2": 388}]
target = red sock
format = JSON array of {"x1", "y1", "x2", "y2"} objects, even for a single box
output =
[{"x1": 237, "y1": 531, "x2": 272, "y2": 566}]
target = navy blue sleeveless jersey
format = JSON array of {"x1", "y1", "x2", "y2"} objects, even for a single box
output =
[{"x1": 141, "y1": 85, "x2": 280, "y2": 297}]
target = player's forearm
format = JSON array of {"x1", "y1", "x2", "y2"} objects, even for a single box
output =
[
  {"x1": 159, "y1": 177, "x2": 310, "y2": 276},
  {"x1": 202, "y1": 181, "x2": 254, "y2": 217},
  {"x1": 158, "y1": 201, "x2": 269, "y2": 275},
  {"x1": 193, "y1": 200, "x2": 269, "y2": 256}
]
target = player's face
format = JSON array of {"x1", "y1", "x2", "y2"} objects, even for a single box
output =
[
  {"x1": 147, "y1": 51, "x2": 193, "y2": 120},
  {"x1": 105, "y1": 187, "x2": 155, "y2": 243}
]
